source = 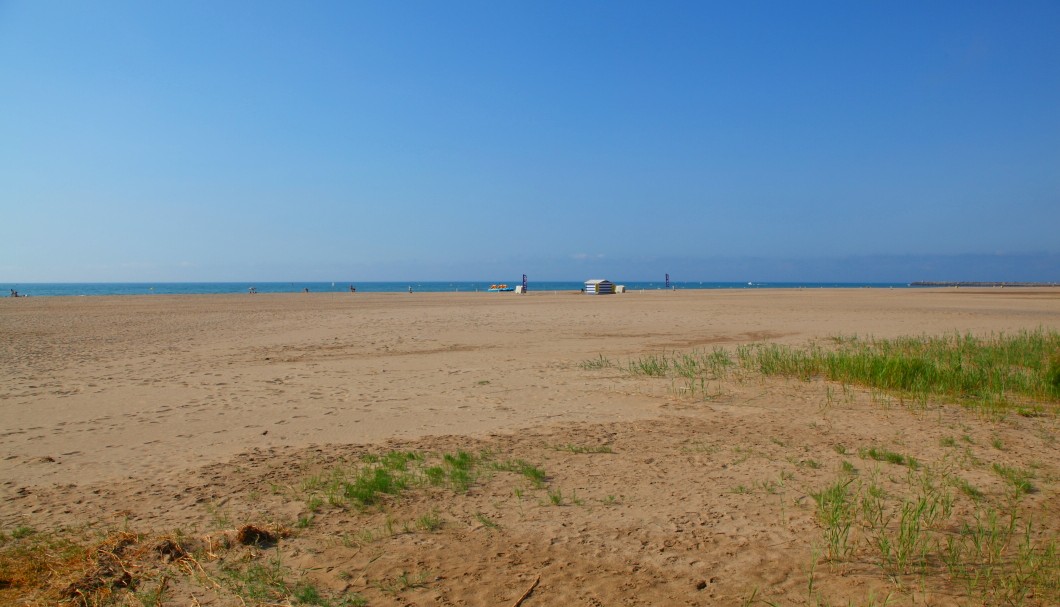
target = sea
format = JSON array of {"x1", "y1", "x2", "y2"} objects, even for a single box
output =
[{"x1": 3, "y1": 281, "x2": 912, "y2": 297}]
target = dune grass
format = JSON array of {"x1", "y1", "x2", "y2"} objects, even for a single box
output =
[
  {"x1": 615, "y1": 329, "x2": 1060, "y2": 413},
  {"x1": 297, "y1": 449, "x2": 550, "y2": 513},
  {"x1": 741, "y1": 329, "x2": 1060, "y2": 410},
  {"x1": 859, "y1": 447, "x2": 920, "y2": 470},
  {"x1": 624, "y1": 348, "x2": 735, "y2": 380},
  {"x1": 810, "y1": 464, "x2": 1059, "y2": 604}
]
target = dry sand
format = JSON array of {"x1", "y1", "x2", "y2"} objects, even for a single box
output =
[{"x1": 2, "y1": 288, "x2": 1059, "y2": 605}]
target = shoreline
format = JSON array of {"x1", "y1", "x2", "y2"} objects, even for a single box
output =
[
  {"x1": 910, "y1": 281, "x2": 1060, "y2": 287},
  {"x1": 5, "y1": 281, "x2": 919, "y2": 298},
  {"x1": 5, "y1": 284, "x2": 1060, "y2": 300}
]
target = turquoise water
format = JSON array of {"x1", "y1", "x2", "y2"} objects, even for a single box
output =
[{"x1": 3, "y1": 281, "x2": 911, "y2": 297}]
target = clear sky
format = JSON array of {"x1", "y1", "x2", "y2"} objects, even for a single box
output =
[{"x1": 2, "y1": 1, "x2": 1058, "y2": 282}]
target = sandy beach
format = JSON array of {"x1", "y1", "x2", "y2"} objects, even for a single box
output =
[{"x1": 2, "y1": 288, "x2": 1059, "y2": 606}]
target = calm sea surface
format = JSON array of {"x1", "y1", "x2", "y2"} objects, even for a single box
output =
[{"x1": 4, "y1": 281, "x2": 911, "y2": 297}]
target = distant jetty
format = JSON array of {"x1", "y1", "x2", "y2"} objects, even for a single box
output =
[{"x1": 910, "y1": 281, "x2": 1060, "y2": 287}]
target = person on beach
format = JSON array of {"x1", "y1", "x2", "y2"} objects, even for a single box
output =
[
  {"x1": 408, "y1": 286, "x2": 413, "y2": 293},
  {"x1": 349, "y1": 285, "x2": 356, "y2": 293}
]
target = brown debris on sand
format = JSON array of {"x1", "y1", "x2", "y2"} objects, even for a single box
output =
[
  {"x1": 235, "y1": 524, "x2": 277, "y2": 546},
  {"x1": 60, "y1": 532, "x2": 138, "y2": 601}
]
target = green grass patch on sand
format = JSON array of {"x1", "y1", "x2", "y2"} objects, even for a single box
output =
[
  {"x1": 295, "y1": 450, "x2": 550, "y2": 512},
  {"x1": 617, "y1": 329, "x2": 1060, "y2": 412},
  {"x1": 740, "y1": 329, "x2": 1060, "y2": 410}
]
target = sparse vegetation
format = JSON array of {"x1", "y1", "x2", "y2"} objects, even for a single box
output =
[
  {"x1": 219, "y1": 551, "x2": 290, "y2": 603},
  {"x1": 859, "y1": 447, "x2": 920, "y2": 470},
  {"x1": 811, "y1": 477, "x2": 855, "y2": 560},
  {"x1": 288, "y1": 449, "x2": 534, "y2": 512},
  {"x1": 475, "y1": 512, "x2": 499, "y2": 529},
  {"x1": 491, "y1": 458, "x2": 548, "y2": 488},
  {"x1": 589, "y1": 329, "x2": 1059, "y2": 603},
  {"x1": 547, "y1": 488, "x2": 564, "y2": 505},
  {"x1": 579, "y1": 354, "x2": 613, "y2": 370},
  {"x1": 992, "y1": 463, "x2": 1036, "y2": 496},
  {"x1": 416, "y1": 510, "x2": 443, "y2": 532},
  {"x1": 809, "y1": 461, "x2": 1059, "y2": 603},
  {"x1": 617, "y1": 347, "x2": 734, "y2": 398}
]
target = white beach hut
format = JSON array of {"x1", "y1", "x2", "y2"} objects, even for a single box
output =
[{"x1": 584, "y1": 279, "x2": 615, "y2": 295}]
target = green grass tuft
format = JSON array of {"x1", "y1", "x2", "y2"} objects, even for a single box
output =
[
  {"x1": 860, "y1": 447, "x2": 920, "y2": 470},
  {"x1": 992, "y1": 463, "x2": 1036, "y2": 495},
  {"x1": 580, "y1": 354, "x2": 613, "y2": 370},
  {"x1": 491, "y1": 459, "x2": 547, "y2": 488},
  {"x1": 343, "y1": 468, "x2": 407, "y2": 506},
  {"x1": 1047, "y1": 352, "x2": 1060, "y2": 392}
]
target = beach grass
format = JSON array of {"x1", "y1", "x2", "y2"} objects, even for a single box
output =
[
  {"x1": 219, "y1": 551, "x2": 289, "y2": 603},
  {"x1": 490, "y1": 458, "x2": 548, "y2": 488},
  {"x1": 620, "y1": 329, "x2": 1060, "y2": 412},
  {"x1": 808, "y1": 461, "x2": 1059, "y2": 603},
  {"x1": 416, "y1": 510, "x2": 443, "y2": 532},
  {"x1": 579, "y1": 354, "x2": 613, "y2": 370},
  {"x1": 289, "y1": 450, "x2": 551, "y2": 515},
  {"x1": 859, "y1": 447, "x2": 920, "y2": 470},
  {"x1": 747, "y1": 330, "x2": 1060, "y2": 409}
]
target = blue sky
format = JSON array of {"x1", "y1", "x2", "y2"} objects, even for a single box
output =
[{"x1": 2, "y1": 1, "x2": 1058, "y2": 282}]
